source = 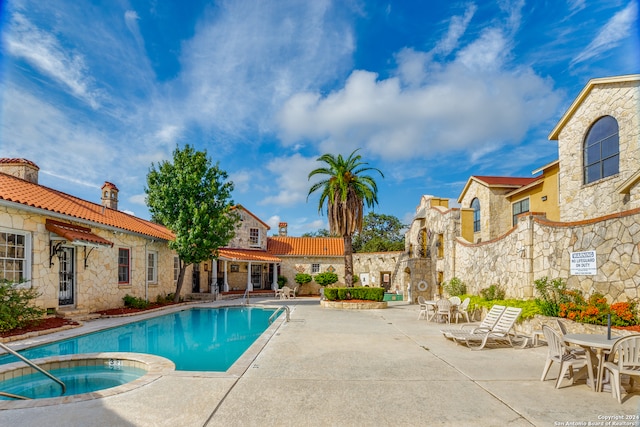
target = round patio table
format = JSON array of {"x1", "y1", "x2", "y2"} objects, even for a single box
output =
[{"x1": 563, "y1": 333, "x2": 619, "y2": 392}]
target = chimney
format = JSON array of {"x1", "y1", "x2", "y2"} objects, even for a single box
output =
[
  {"x1": 278, "y1": 222, "x2": 288, "y2": 236},
  {"x1": 101, "y1": 181, "x2": 119, "y2": 210},
  {"x1": 0, "y1": 158, "x2": 39, "y2": 184}
]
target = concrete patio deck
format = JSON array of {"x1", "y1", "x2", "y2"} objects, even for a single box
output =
[{"x1": 1, "y1": 297, "x2": 638, "y2": 426}]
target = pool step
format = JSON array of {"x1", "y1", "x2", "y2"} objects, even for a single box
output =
[{"x1": 56, "y1": 308, "x2": 101, "y2": 322}]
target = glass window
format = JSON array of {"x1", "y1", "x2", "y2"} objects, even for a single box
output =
[
  {"x1": 311, "y1": 263, "x2": 320, "y2": 273},
  {"x1": 0, "y1": 229, "x2": 31, "y2": 284},
  {"x1": 118, "y1": 248, "x2": 130, "y2": 284},
  {"x1": 584, "y1": 116, "x2": 619, "y2": 184},
  {"x1": 249, "y1": 228, "x2": 260, "y2": 246},
  {"x1": 512, "y1": 198, "x2": 530, "y2": 226},
  {"x1": 147, "y1": 251, "x2": 157, "y2": 284},
  {"x1": 471, "y1": 198, "x2": 481, "y2": 232},
  {"x1": 174, "y1": 256, "x2": 179, "y2": 283}
]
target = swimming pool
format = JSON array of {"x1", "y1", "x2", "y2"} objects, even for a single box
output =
[{"x1": 0, "y1": 307, "x2": 277, "y2": 371}]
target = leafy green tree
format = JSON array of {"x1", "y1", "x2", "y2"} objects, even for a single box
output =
[
  {"x1": 301, "y1": 228, "x2": 334, "y2": 237},
  {"x1": 314, "y1": 272, "x2": 338, "y2": 286},
  {"x1": 307, "y1": 149, "x2": 383, "y2": 287},
  {"x1": 352, "y1": 212, "x2": 406, "y2": 252},
  {"x1": 146, "y1": 145, "x2": 239, "y2": 302}
]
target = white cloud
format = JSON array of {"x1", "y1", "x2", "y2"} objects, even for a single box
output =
[
  {"x1": 277, "y1": 6, "x2": 562, "y2": 163},
  {"x1": 571, "y1": 1, "x2": 638, "y2": 66},
  {"x1": 431, "y1": 4, "x2": 477, "y2": 56},
  {"x1": 260, "y1": 154, "x2": 320, "y2": 206},
  {"x1": 4, "y1": 13, "x2": 100, "y2": 108}
]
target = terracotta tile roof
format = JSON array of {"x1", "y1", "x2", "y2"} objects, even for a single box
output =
[
  {"x1": 0, "y1": 158, "x2": 39, "y2": 169},
  {"x1": 46, "y1": 219, "x2": 114, "y2": 247},
  {"x1": 472, "y1": 176, "x2": 539, "y2": 187},
  {"x1": 0, "y1": 172, "x2": 174, "y2": 241},
  {"x1": 217, "y1": 248, "x2": 281, "y2": 262},
  {"x1": 267, "y1": 236, "x2": 344, "y2": 256}
]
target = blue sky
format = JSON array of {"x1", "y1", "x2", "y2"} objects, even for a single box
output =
[{"x1": 1, "y1": 0, "x2": 638, "y2": 236}]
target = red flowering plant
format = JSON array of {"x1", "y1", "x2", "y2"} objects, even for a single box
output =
[{"x1": 558, "y1": 291, "x2": 639, "y2": 327}]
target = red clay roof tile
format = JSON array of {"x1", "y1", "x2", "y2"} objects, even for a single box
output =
[
  {"x1": 0, "y1": 172, "x2": 174, "y2": 241},
  {"x1": 267, "y1": 236, "x2": 344, "y2": 256}
]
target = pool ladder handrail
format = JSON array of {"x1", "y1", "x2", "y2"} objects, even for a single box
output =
[
  {"x1": 241, "y1": 288, "x2": 250, "y2": 305},
  {"x1": 0, "y1": 341, "x2": 66, "y2": 399},
  {"x1": 269, "y1": 305, "x2": 290, "y2": 324}
]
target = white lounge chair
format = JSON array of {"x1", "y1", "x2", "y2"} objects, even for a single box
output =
[
  {"x1": 452, "y1": 306, "x2": 522, "y2": 350},
  {"x1": 540, "y1": 325, "x2": 594, "y2": 389},
  {"x1": 441, "y1": 305, "x2": 505, "y2": 338},
  {"x1": 603, "y1": 334, "x2": 640, "y2": 403}
]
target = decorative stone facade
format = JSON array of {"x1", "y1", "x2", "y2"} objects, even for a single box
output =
[
  {"x1": 0, "y1": 205, "x2": 177, "y2": 312},
  {"x1": 551, "y1": 77, "x2": 640, "y2": 221},
  {"x1": 277, "y1": 255, "x2": 344, "y2": 295},
  {"x1": 352, "y1": 251, "x2": 403, "y2": 291}
]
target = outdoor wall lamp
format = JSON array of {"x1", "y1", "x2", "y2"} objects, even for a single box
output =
[{"x1": 49, "y1": 241, "x2": 64, "y2": 267}]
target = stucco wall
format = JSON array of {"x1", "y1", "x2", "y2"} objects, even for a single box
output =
[{"x1": 557, "y1": 81, "x2": 640, "y2": 221}]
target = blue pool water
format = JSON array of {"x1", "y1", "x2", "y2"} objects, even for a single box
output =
[
  {"x1": 0, "y1": 307, "x2": 276, "y2": 371},
  {"x1": 0, "y1": 365, "x2": 146, "y2": 400}
]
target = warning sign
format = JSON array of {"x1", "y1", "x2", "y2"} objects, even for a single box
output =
[{"x1": 570, "y1": 250, "x2": 597, "y2": 275}]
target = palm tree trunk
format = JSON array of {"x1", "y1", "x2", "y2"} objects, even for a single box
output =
[{"x1": 343, "y1": 235, "x2": 354, "y2": 287}]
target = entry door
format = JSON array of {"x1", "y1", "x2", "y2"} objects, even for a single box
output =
[
  {"x1": 251, "y1": 265, "x2": 262, "y2": 289},
  {"x1": 58, "y1": 247, "x2": 75, "y2": 306},
  {"x1": 192, "y1": 264, "x2": 200, "y2": 292}
]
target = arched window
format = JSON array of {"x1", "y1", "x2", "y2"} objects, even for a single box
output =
[
  {"x1": 584, "y1": 115, "x2": 619, "y2": 184},
  {"x1": 471, "y1": 198, "x2": 481, "y2": 232}
]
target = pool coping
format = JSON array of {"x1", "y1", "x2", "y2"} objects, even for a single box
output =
[{"x1": 0, "y1": 352, "x2": 175, "y2": 410}]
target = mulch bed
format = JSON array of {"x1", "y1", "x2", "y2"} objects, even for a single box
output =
[
  {"x1": 0, "y1": 317, "x2": 79, "y2": 338},
  {"x1": 93, "y1": 302, "x2": 179, "y2": 316}
]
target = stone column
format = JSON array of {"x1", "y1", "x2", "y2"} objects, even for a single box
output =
[
  {"x1": 223, "y1": 260, "x2": 229, "y2": 292},
  {"x1": 272, "y1": 262, "x2": 278, "y2": 290},
  {"x1": 247, "y1": 261, "x2": 253, "y2": 291}
]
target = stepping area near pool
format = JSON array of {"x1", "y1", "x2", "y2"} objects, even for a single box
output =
[{"x1": 0, "y1": 298, "x2": 637, "y2": 426}]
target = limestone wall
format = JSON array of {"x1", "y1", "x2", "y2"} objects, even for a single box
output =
[
  {"x1": 0, "y1": 205, "x2": 178, "y2": 311},
  {"x1": 228, "y1": 210, "x2": 268, "y2": 250},
  {"x1": 278, "y1": 255, "x2": 344, "y2": 295},
  {"x1": 558, "y1": 81, "x2": 640, "y2": 221},
  {"x1": 353, "y1": 251, "x2": 403, "y2": 290},
  {"x1": 452, "y1": 209, "x2": 640, "y2": 302}
]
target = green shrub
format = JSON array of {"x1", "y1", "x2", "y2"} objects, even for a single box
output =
[
  {"x1": 533, "y1": 276, "x2": 569, "y2": 317},
  {"x1": 277, "y1": 275, "x2": 288, "y2": 288},
  {"x1": 353, "y1": 274, "x2": 360, "y2": 285},
  {"x1": 463, "y1": 294, "x2": 540, "y2": 322},
  {"x1": 323, "y1": 287, "x2": 384, "y2": 301},
  {"x1": 443, "y1": 277, "x2": 466, "y2": 296},
  {"x1": 294, "y1": 273, "x2": 312, "y2": 285},
  {"x1": 314, "y1": 272, "x2": 338, "y2": 287},
  {"x1": 0, "y1": 279, "x2": 45, "y2": 333},
  {"x1": 123, "y1": 294, "x2": 149, "y2": 309},
  {"x1": 480, "y1": 284, "x2": 505, "y2": 301}
]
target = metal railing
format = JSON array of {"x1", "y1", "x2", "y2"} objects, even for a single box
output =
[
  {"x1": 241, "y1": 288, "x2": 250, "y2": 305},
  {"x1": 269, "y1": 305, "x2": 290, "y2": 324},
  {"x1": 0, "y1": 341, "x2": 66, "y2": 399}
]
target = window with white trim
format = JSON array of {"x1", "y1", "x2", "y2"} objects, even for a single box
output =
[
  {"x1": 471, "y1": 198, "x2": 481, "y2": 232},
  {"x1": 584, "y1": 115, "x2": 619, "y2": 184},
  {"x1": 174, "y1": 256, "x2": 179, "y2": 283},
  {"x1": 147, "y1": 251, "x2": 158, "y2": 284},
  {"x1": 311, "y1": 263, "x2": 320, "y2": 273},
  {"x1": 512, "y1": 198, "x2": 529, "y2": 226},
  {"x1": 0, "y1": 228, "x2": 31, "y2": 284},
  {"x1": 118, "y1": 248, "x2": 130, "y2": 284},
  {"x1": 249, "y1": 228, "x2": 260, "y2": 247}
]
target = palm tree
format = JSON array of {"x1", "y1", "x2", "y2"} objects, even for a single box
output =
[{"x1": 307, "y1": 149, "x2": 384, "y2": 287}]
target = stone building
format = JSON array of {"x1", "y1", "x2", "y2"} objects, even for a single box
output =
[
  {"x1": 0, "y1": 158, "x2": 179, "y2": 314},
  {"x1": 402, "y1": 74, "x2": 640, "y2": 303}
]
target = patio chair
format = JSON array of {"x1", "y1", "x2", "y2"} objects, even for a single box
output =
[
  {"x1": 279, "y1": 286, "x2": 291, "y2": 300},
  {"x1": 603, "y1": 334, "x2": 640, "y2": 403},
  {"x1": 540, "y1": 325, "x2": 594, "y2": 389},
  {"x1": 288, "y1": 286, "x2": 299, "y2": 299},
  {"x1": 453, "y1": 297, "x2": 471, "y2": 323},
  {"x1": 417, "y1": 296, "x2": 436, "y2": 321},
  {"x1": 555, "y1": 319, "x2": 585, "y2": 356},
  {"x1": 449, "y1": 296, "x2": 461, "y2": 306},
  {"x1": 441, "y1": 305, "x2": 505, "y2": 339},
  {"x1": 436, "y1": 298, "x2": 452, "y2": 324},
  {"x1": 452, "y1": 306, "x2": 523, "y2": 350}
]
